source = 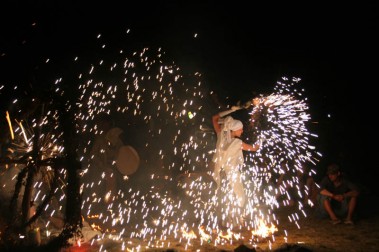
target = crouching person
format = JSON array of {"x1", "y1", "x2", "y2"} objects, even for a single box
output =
[{"x1": 318, "y1": 163, "x2": 360, "y2": 225}]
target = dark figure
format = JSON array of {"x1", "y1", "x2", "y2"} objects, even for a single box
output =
[{"x1": 318, "y1": 163, "x2": 360, "y2": 224}]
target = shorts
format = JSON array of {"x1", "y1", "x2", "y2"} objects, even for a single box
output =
[{"x1": 317, "y1": 194, "x2": 349, "y2": 218}]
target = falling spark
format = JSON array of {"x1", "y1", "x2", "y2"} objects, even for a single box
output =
[{"x1": 6, "y1": 111, "x2": 14, "y2": 140}]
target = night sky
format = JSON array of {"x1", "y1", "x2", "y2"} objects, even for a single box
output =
[{"x1": 0, "y1": 2, "x2": 377, "y2": 190}]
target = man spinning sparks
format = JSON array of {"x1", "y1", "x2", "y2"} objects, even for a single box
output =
[{"x1": 211, "y1": 106, "x2": 260, "y2": 226}]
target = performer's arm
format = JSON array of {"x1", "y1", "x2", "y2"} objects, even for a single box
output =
[
  {"x1": 212, "y1": 114, "x2": 222, "y2": 134},
  {"x1": 242, "y1": 141, "x2": 260, "y2": 152}
]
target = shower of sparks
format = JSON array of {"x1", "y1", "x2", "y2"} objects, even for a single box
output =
[
  {"x1": 0, "y1": 30, "x2": 320, "y2": 250},
  {"x1": 244, "y1": 77, "x2": 321, "y2": 223}
]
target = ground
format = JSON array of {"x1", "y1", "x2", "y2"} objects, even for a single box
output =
[
  {"x1": 1, "y1": 188, "x2": 378, "y2": 252},
  {"x1": 61, "y1": 193, "x2": 379, "y2": 252}
]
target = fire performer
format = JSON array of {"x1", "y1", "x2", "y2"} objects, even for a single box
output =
[{"x1": 212, "y1": 106, "x2": 260, "y2": 224}]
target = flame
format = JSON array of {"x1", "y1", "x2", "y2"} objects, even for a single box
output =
[
  {"x1": 252, "y1": 219, "x2": 278, "y2": 238},
  {"x1": 198, "y1": 226, "x2": 211, "y2": 242},
  {"x1": 181, "y1": 228, "x2": 197, "y2": 240}
]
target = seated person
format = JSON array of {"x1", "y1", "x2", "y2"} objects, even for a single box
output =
[{"x1": 318, "y1": 163, "x2": 360, "y2": 224}]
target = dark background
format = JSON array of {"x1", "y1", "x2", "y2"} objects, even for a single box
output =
[{"x1": 0, "y1": 1, "x2": 377, "y2": 191}]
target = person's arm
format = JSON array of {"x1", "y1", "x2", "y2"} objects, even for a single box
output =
[
  {"x1": 320, "y1": 188, "x2": 345, "y2": 202},
  {"x1": 320, "y1": 188, "x2": 335, "y2": 198},
  {"x1": 319, "y1": 176, "x2": 345, "y2": 202},
  {"x1": 319, "y1": 177, "x2": 334, "y2": 198},
  {"x1": 331, "y1": 190, "x2": 359, "y2": 203},
  {"x1": 212, "y1": 113, "x2": 222, "y2": 134},
  {"x1": 242, "y1": 141, "x2": 259, "y2": 152}
]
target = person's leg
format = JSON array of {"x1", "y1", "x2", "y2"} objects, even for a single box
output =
[
  {"x1": 230, "y1": 171, "x2": 246, "y2": 208},
  {"x1": 316, "y1": 195, "x2": 328, "y2": 217},
  {"x1": 346, "y1": 196, "x2": 358, "y2": 221},
  {"x1": 305, "y1": 177, "x2": 318, "y2": 206},
  {"x1": 319, "y1": 195, "x2": 340, "y2": 222},
  {"x1": 221, "y1": 170, "x2": 246, "y2": 227},
  {"x1": 216, "y1": 170, "x2": 227, "y2": 228},
  {"x1": 212, "y1": 164, "x2": 222, "y2": 190}
]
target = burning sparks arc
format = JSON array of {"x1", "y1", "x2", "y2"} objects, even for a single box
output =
[{"x1": 0, "y1": 29, "x2": 320, "y2": 251}]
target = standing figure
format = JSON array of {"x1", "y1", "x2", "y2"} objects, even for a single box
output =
[
  {"x1": 212, "y1": 107, "x2": 260, "y2": 224},
  {"x1": 86, "y1": 113, "x2": 125, "y2": 203}
]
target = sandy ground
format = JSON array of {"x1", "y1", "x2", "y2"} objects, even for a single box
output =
[
  {"x1": 60, "y1": 192, "x2": 379, "y2": 252},
  {"x1": 1, "y1": 184, "x2": 378, "y2": 252}
]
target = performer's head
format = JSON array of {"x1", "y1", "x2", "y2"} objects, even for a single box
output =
[{"x1": 230, "y1": 119, "x2": 243, "y2": 137}]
